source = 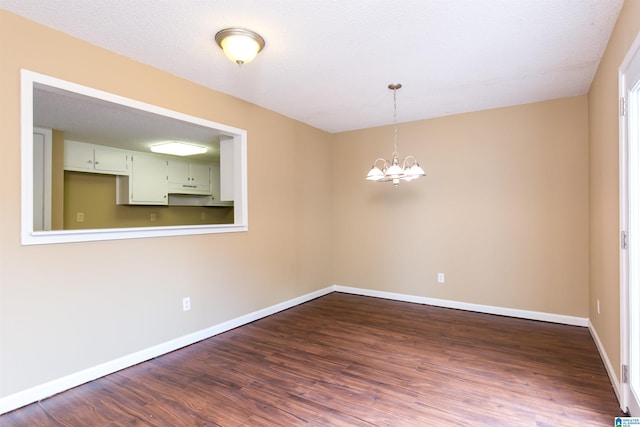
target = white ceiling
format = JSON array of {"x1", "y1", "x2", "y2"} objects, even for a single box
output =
[{"x1": 1, "y1": 0, "x2": 624, "y2": 133}]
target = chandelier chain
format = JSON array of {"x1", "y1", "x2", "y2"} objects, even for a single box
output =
[{"x1": 392, "y1": 87, "x2": 398, "y2": 158}]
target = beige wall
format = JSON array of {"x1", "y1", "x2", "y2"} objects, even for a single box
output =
[
  {"x1": 588, "y1": 0, "x2": 640, "y2": 385},
  {"x1": 331, "y1": 97, "x2": 589, "y2": 316},
  {"x1": 0, "y1": 10, "x2": 332, "y2": 398}
]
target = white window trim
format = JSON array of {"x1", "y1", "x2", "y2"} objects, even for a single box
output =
[{"x1": 21, "y1": 69, "x2": 248, "y2": 245}]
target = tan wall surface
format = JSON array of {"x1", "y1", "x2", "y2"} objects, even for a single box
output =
[
  {"x1": 0, "y1": 10, "x2": 332, "y2": 398},
  {"x1": 331, "y1": 96, "x2": 589, "y2": 316},
  {"x1": 588, "y1": 0, "x2": 640, "y2": 385}
]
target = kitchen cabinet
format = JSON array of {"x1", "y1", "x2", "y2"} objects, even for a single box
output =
[
  {"x1": 209, "y1": 162, "x2": 233, "y2": 206},
  {"x1": 167, "y1": 162, "x2": 233, "y2": 207},
  {"x1": 64, "y1": 140, "x2": 128, "y2": 175},
  {"x1": 167, "y1": 159, "x2": 212, "y2": 195},
  {"x1": 64, "y1": 141, "x2": 226, "y2": 206},
  {"x1": 116, "y1": 153, "x2": 167, "y2": 205}
]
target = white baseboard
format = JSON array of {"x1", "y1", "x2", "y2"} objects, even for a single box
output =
[
  {"x1": 588, "y1": 320, "x2": 622, "y2": 409},
  {"x1": 0, "y1": 286, "x2": 334, "y2": 415},
  {"x1": 334, "y1": 285, "x2": 589, "y2": 326},
  {"x1": 0, "y1": 284, "x2": 597, "y2": 415}
]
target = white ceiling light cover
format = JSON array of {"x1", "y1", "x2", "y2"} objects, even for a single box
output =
[{"x1": 150, "y1": 141, "x2": 207, "y2": 156}]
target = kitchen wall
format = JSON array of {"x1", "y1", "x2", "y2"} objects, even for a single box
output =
[
  {"x1": 588, "y1": 0, "x2": 640, "y2": 388},
  {"x1": 51, "y1": 130, "x2": 64, "y2": 229},
  {"x1": 0, "y1": 10, "x2": 332, "y2": 400},
  {"x1": 63, "y1": 171, "x2": 233, "y2": 229},
  {"x1": 331, "y1": 96, "x2": 589, "y2": 317},
  {"x1": 56, "y1": 134, "x2": 233, "y2": 229}
]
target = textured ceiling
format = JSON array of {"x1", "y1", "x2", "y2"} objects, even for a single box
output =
[{"x1": 1, "y1": 0, "x2": 624, "y2": 133}]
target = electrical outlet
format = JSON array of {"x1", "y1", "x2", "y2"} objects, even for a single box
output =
[
  {"x1": 182, "y1": 297, "x2": 191, "y2": 312},
  {"x1": 201, "y1": 212, "x2": 207, "y2": 220},
  {"x1": 437, "y1": 273, "x2": 445, "y2": 283},
  {"x1": 76, "y1": 212, "x2": 84, "y2": 223},
  {"x1": 596, "y1": 299, "x2": 600, "y2": 315},
  {"x1": 150, "y1": 213, "x2": 157, "y2": 222}
]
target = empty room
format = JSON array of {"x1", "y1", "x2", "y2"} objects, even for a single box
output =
[{"x1": 1, "y1": 1, "x2": 640, "y2": 425}]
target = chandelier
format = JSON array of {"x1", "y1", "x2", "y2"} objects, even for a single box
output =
[{"x1": 366, "y1": 83, "x2": 426, "y2": 187}]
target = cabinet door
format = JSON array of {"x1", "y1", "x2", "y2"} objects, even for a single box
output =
[
  {"x1": 64, "y1": 140, "x2": 95, "y2": 172},
  {"x1": 130, "y1": 154, "x2": 167, "y2": 205},
  {"x1": 94, "y1": 147, "x2": 128, "y2": 174},
  {"x1": 189, "y1": 163, "x2": 212, "y2": 194},
  {"x1": 167, "y1": 159, "x2": 190, "y2": 187}
]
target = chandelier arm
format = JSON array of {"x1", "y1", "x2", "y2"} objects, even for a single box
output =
[
  {"x1": 372, "y1": 158, "x2": 389, "y2": 169},
  {"x1": 401, "y1": 155, "x2": 417, "y2": 168}
]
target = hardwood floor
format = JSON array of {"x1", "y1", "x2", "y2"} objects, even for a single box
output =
[{"x1": 2, "y1": 292, "x2": 624, "y2": 426}]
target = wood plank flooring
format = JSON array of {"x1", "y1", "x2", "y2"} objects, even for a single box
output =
[{"x1": 1, "y1": 292, "x2": 624, "y2": 426}]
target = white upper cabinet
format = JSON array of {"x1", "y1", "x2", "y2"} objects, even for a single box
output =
[
  {"x1": 167, "y1": 159, "x2": 212, "y2": 195},
  {"x1": 116, "y1": 153, "x2": 168, "y2": 205},
  {"x1": 168, "y1": 162, "x2": 233, "y2": 207},
  {"x1": 64, "y1": 140, "x2": 128, "y2": 175}
]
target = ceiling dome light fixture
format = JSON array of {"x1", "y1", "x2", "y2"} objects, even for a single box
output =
[
  {"x1": 215, "y1": 28, "x2": 265, "y2": 66},
  {"x1": 366, "y1": 83, "x2": 426, "y2": 187},
  {"x1": 150, "y1": 141, "x2": 207, "y2": 157}
]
